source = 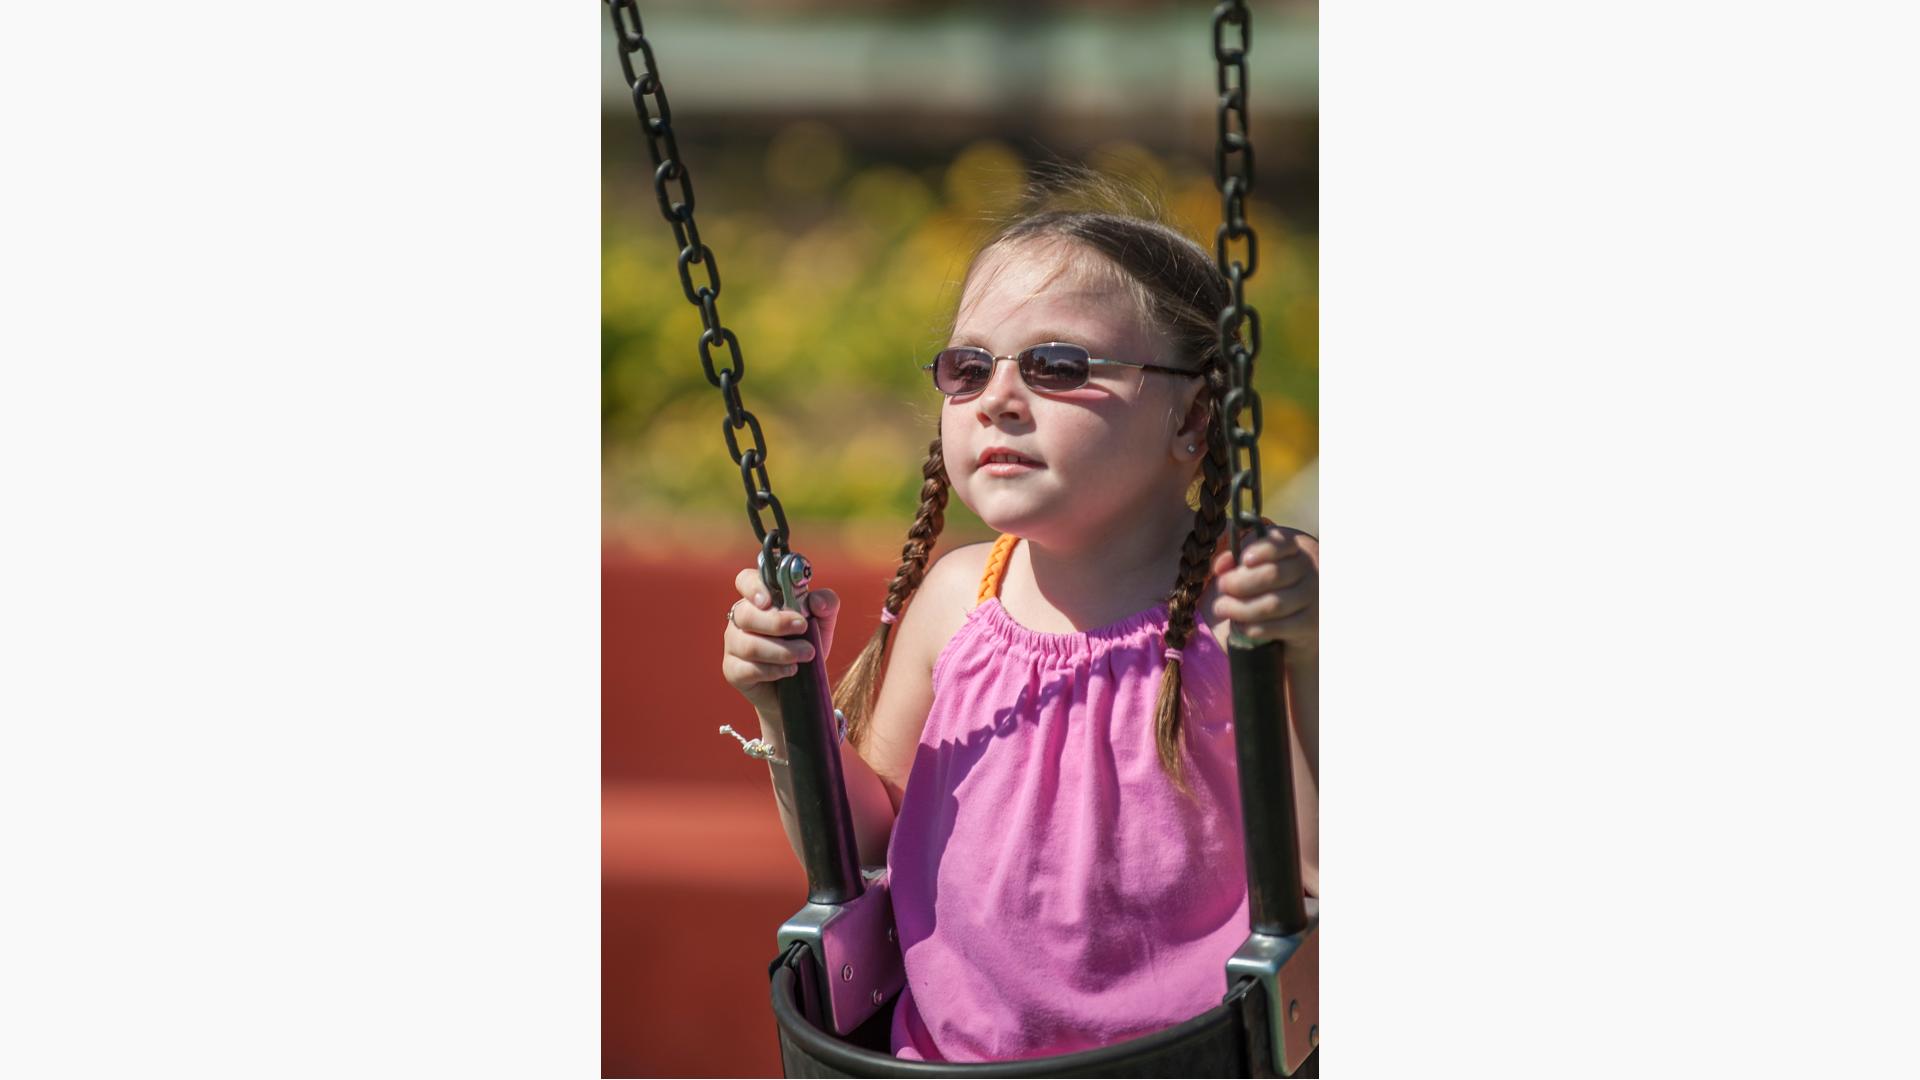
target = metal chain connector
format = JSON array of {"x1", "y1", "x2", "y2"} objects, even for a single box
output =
[
  {"x1": 1212, "y1": 0, "x2": 1267, "y2": 561},
  {"x1": 607, "y1": 0, "x2": 792, "y2": 585}
]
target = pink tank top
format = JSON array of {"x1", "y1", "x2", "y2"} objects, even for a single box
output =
[{"x1": 886, "y1": 534, "x2": 1251, "y2": 1062}]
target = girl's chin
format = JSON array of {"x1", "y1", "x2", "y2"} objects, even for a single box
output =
[
  {"x1": 961, "y1": 492, "x2": 1036, "y2": 525},
  {"x1": 969, "y1": 499, "x2": 1066, "y2": 540}
]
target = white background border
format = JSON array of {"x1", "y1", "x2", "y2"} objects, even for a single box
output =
[{"x1": 4, "y1": 2, "x2": 1917, "y2": 1076}]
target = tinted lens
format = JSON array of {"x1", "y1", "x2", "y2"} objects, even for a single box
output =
[
  {"x1": 1019, "y1": 343, "x2": 1091, "y2": 391},
  {"x1": 932, "y1": 348, "x2": 994, "y2": 394}
]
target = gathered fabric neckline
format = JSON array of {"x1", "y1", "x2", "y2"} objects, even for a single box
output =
[{"x1": 966, "y1": 595, "x2": 1172, "y2": 661}]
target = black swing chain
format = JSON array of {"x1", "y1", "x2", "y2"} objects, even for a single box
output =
[
  {"x1": 1213, "y1": 0, "x2": 1268, "y2": 561},
  {"x1": 606, "y1": 0, "x2": 792, "y2": 577}
]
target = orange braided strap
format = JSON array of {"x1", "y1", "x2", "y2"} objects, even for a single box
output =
[{"x1": 976, "y1": 533, "x2": 1018, "y2": 604}]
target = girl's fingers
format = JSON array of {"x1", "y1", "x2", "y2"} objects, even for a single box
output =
[
  {"x1": 734, "y1": 568, "x2": 772, "y2": 607},
  {"x1": 807, "y1": 589, "x2": 838, "y2": 662},
  {"x1": 1240, "y1": 532, "x2": 1300, "y2": 566},
  {"x1": 1216, "y1": 553, "x2": 1310, "y2": 598},
  {"x1": 722, "y1": 654, "x2": 801, "y2": 686},
  {"x1": 725, "y1": 625, "x2": 817, "y2": 666},
  {"x1": 730, "y1": 567, "x2": 809, "y2": 637},
  {"x1": 1216, "y1": 587, "x2": 1314, "y2": 626},
  {"x1": 1212, "y1": 530, "x2": 1306, "y2": 575},
  {"x1": 1209, "y1": 526, "x2": 1318, "y2": 638},
  {"x1": 723, "y1": 570, "x2": 829, "y2": 692},
  {"x1": 732, "y1": 600, "x2": 808, "y2": 638},
  {"x1": 1234, "y1": 607, "x2": 1316, "y2": 643}
]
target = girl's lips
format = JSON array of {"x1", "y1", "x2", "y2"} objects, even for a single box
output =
[
  {"x1": 977, "y1": 446, "x2": 1040, "y2": 467},
  {"x1": 980, "y1": 460, "x2": 1042, "y2": 476}
]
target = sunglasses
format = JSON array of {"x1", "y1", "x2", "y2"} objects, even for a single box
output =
[{"x1": 922, "y1": 342, "x2": 1200, "y2": 397}]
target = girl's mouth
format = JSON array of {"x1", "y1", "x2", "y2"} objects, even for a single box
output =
[
  {"x1": 977, "y1": 447, "x2": 1042, "y2": 476},
  {"x1": 980, "y1": 459, "x2": 1041, "y2": 477}
]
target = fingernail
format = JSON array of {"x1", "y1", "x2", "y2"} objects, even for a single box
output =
[{"x1": 754, "y1": 592, "x2": 769, "y2": 607}]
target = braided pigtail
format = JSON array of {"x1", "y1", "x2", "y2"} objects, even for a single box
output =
[
  {"x1": 1152, "y1": 379, "x2": 1232, "y2": 797},
  {"x1": 833, "y1": 435, "x2": 948, "y2": 750}
]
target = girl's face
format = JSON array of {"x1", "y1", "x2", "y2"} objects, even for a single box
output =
[{"x1": 940, "y1": 239, "x2": 1209, "y2": 550}]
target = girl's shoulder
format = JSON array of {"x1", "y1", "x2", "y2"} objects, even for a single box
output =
[
  {"x1": 859, "y1": 540, "x2": 999, "y2": 795},
  {"x1": 919, "y1": 539, "x2": 999, "y2": 634},
  {"x1": 878, "y1": 539, "x2": 999, "y2": 680}
]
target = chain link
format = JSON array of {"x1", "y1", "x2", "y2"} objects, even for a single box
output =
[
  {"x1": 607, "y1": 0, "x2": 791, "y2": 576},
  {"x1": 1212, "y1": 0, "x2": 1267, "y2": 560}
]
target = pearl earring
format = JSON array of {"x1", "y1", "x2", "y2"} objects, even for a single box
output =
[{"x1": 1186, "y1": 443, "x2": 1197, "y2": 453}]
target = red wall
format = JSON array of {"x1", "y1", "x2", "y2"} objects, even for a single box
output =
[{"x1": 602, "y1": 538, "x2": 897, "y2": 1077}]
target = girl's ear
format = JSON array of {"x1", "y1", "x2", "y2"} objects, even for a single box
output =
[{"x1": 1170, "y1": 380, "x2": 1211, "y2": 454}]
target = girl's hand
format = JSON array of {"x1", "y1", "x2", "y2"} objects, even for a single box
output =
[
  {"x1": 1210, "y1": 526, "x2": 1318, "y2": 656},
  {"x1": 720, "y1": 568, "x2": 841, "y2": 716}
]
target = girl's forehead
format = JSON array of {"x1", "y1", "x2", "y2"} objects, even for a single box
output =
[{"x1": 953, "y1": 242, "x2": 1149, "y2": 347}]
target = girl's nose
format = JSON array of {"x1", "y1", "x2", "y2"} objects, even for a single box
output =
[{"x1": 974, "y1": 355, "x2": 1029, "y2": 419}]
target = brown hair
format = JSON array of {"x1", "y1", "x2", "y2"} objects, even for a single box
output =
[{"x1": 833, "y1": 174, "x2": 1233, "y2": 795}]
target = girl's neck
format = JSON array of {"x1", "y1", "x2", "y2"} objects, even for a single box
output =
[{"x1": 1004, "y1": 500, "x2": 1198, "y2": 632}]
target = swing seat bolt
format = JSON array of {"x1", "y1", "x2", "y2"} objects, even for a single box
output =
[
  {"x1": 841, "y1": 963, "x2": 853, "y2": 982},
  {"x1": 871, "y1": 988, "x2": 884, "y2": 1006},
  {"x1": 1310, "y1": 1025, "x2": 1318, "y2": 1047},
  {"x1": 1288, "y1": 999, "x2": 1300, "y2": 1022}
]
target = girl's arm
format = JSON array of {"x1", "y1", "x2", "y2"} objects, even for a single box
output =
[
  {"x1": 751, "y1": 701, "x2": 897, "y2": 869},
  {"x1": 754, "y1": 542, "x2": 987, "y2": 869},
  {"x1": 1209, "y1": 527, "x2": 1319, "y2": 897}
]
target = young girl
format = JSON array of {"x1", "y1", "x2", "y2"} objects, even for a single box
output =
[{"x1": 720, "y1": 200, "x2": 1318, "y2": 1063}]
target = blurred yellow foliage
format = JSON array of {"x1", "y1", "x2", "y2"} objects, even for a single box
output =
[
  {"x1": 845, "y1": 165, "x2": 937, "y2": 236},
  {"x1": 944, "y1": 141, "x2": 1028, "y2": 217},
  {"x1": 604, "y1": 131, "x2": 1316, "y2": 535}
]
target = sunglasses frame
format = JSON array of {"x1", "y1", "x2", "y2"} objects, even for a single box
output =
[{"x1": 921, "y1": 342, "x2": 1202, "y2": 397}]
